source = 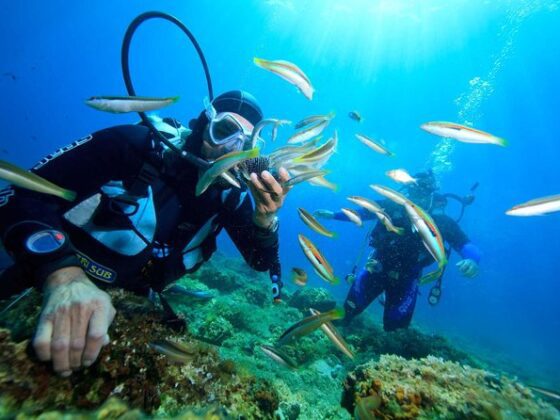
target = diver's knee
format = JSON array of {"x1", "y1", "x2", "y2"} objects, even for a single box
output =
[{"x1": 383, "y1": 310, "x2": 413, "y2": 331}]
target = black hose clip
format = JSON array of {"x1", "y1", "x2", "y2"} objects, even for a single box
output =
[
  {"x1": 270, "y1": 273, "x2": 283, "y2": 303},
  {"x1": 428, "y1": 283, "x2": 442, "y2": 306}
]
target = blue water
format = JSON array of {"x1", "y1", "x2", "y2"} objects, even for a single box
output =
[{"x1": 1, "y1": 0, "x2": 559, "y2": 390}]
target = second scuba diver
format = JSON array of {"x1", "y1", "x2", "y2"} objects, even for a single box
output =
[{"x1": 315, "y1": 170, "x2": 481, "y2": 331}]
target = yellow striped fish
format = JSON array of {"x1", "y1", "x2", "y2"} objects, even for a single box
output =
[
  {"x1": 298, "y1": 234, "x2": 339, "y2": 285},
  {"x1": 297, "y1": 208, "x2": 337, "y2": 238},
  {"x1": 421, "y1": 121, "x2": 507, "y2": 147},
  {"x1": 85, "y1": 95, "x2": 179, "y2": 113},
  {"x1": 276, "y1": 307, "x2": 345, "y2": 346},
  {"x1": 341, "y1": 208, "x2": 363, "y2": 227},
  {"x1": 309, "y1": 308, "x2": 354, "y2": 360},
  {"x1": 254, "y1": 58, "x2": 315, "y2": 100},
  {"x1": 355, "y1": 133, "x2": 395, "y2": 157},
  {"x1": 0, "y1": 160, "x2": 76, "y2": 202}
]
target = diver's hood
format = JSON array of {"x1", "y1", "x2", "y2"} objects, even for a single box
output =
[{"x1": 185, "y1": 90, "x2": 264, "y2": 157}]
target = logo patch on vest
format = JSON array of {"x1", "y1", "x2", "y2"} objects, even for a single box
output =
[
  {"x1": 33, "y1": 134, "x2": 93, "y2": 170},
  {"x1": 76, "y1": 251, "x2": 117, "y2": 283},
  {"x1": 0, "y1": 187, "x2": 15, "y2": 207}
]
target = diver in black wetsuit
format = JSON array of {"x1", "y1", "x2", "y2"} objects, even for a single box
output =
[
  {"x1": 0, "y1": 90, "x2": 291, "y2": 377},
  {"x1": 315, "y1": 170, "x2": 481, "y2": 331}
]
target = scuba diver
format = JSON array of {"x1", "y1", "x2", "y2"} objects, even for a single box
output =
[
  {"x1": 0, "y1": 90, "x2": 290, "y2": 377},
  {"x1": 315, "y1": 170, "x2": 481, "y2": 331}
]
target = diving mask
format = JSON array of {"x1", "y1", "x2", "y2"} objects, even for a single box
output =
[{"x1": 204, "y1": 97, "x2": 253, "y2": 149}]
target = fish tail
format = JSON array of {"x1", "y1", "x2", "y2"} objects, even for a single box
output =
[
  {"x1": 419, "y1": 267, "x2": 444, "y2": 285},
  {"x1": 330, "y1": 231, "x2": 339, "y2": 239},
  {"x1": 62, "y1": 189, "x2": 77, "y2": 202},
  {"x1": 330, "y1": 307, "x2": 345, "y2": 320},
  {"x1": 496, "y1": 137, "x2": 508, "y2": 147},
  {"x1": 170, "y1": 96, "x2": 180, "y2": 103},
  {"x1": 331, "y1": 276, "x2": 340, "y2": 285},
  {"x1": 253, "y1": 57, "x2": 265, "y2": 67},
  {"x1": 394, "y1": 227, "x2": 405, "y2": 235}
]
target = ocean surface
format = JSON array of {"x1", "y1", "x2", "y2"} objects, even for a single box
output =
[{"x1": 1, "y1": 0, "x2": 559, "y2": 397}]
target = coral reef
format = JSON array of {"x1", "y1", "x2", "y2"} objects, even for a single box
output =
[
  {"x1": 0, "y1": 288, "x2": 279, "y2": 419},
  {"x1": 1, "y1": 253, "x2": 557, "y2": 419},
  {"x1": 287, "y1": 287, "x2": 337, "y2": 313},
  {"x1": 342, "y1": 354, "x2": 560, "y2": 419},
  {"x1": 0, "y1": 397, "x2": 228, "y2": 419},
  {"x1": 197, "y1": 315, "x2": 234, "y2": 345},
  {"x1": 0, "y1": 288, "x2": 41, "y2": 342},
  {"x1": 343, "y1": 314, "x2": 479, "y2": 367}
]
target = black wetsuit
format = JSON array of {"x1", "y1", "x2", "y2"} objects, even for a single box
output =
[
  {"x1": 0, "y1": 124, "x2": 279, "y2": 298},
  {"x1": 334, "y1": 200, "x2": 480, "y2": 330}
]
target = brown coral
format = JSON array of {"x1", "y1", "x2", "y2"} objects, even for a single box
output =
[
  {"x1": 342, "y1": 355, "x2": 560, "y2": 419},
  {"x1": 0, "y1": 289, "x2": 278, "y2": 419}
]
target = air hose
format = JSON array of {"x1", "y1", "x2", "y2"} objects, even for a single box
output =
[{"x1": 121, "y1": 11, "x2": 213, "y2": 169}]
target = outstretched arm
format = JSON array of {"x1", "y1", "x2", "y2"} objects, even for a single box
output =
[
  {"x1": 0, "y1": 124, "x2": 154, "y2": 376},
  {"x1": 315, "y1": 207, "x2": 376, "y2": 222},
  {"x1": 435, "y1": 214, "x2": 481, "y2": 278}
]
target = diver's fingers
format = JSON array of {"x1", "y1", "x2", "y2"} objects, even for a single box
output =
[
  {"x1": 51, "y1": 305, "x2": 72, "y2": 376},
  {"x1": 466, "y1": 264, "x2": 478, "y2": 278},
  {"x1": 69, "y1": 302, "x2": 92, "y2": 370},
  {"x1": 260, "y1": 171, "x2": 283, "y2": 197},
  {"x1": 278, "y1": 167, "x2": 290, "y2": 183},
  {"x1": 249, "y1": 173, "x2": 276, "y2": 210},
  {"x1": 33, "y1": 315, "x2": 54, "y2": 362},
  {"x1": 83, "y1": 305, "x2": 114, "y2": 367},
  {"x1": 277, "y1": 167, "x2": 292, "y2": 194}
]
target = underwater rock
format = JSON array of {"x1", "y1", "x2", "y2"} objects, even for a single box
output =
[
  {"x1": 341, "y1": 354, "x2": 560, "y2": 419},
  {"x1": 2, "y1": 396, "x2": 230, "y2": 419},
  {"x1": 197, "y1": 266, "x2": 240, "y2": 292},
  {"x1": 287, "y1": 288, "x2": 336, "y2": 313},
  {"x1": 250, "y1": 381, "x2": 280, "y2": 415},
  {"x1": 243, "y1": 284, "x2": 270, "y2": 306},
  {"x1": 0, "y1": 288, "x2": 41, "y2": 342},
  {"x1": 277, "y1": 400, "x2": 301, "y2": 420},
  {"x1": 0, "y1": 289, "x2": 280, "y2": 418},
  {"x1": 343, "y1": 316, "x2": 479, "y2": 367},
  {"x1": 197, "y1": 315, "x2": 234, "y2": 345}
]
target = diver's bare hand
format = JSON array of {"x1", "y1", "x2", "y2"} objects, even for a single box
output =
[
  {"x1": 249, "y1": 167, "x2": 290, "y2": 228},
  {"x1": 456, "y1": 259, "x2": 479, "y2": 279},
  {"x1": 33, "y1": 266, "x2": 115, "y2": 376}
]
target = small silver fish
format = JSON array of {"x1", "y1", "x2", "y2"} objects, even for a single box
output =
[
  {"x1": 341, "y1": 208, "x2": 363, "y2": 227},
  {"x1": 506, "y1": 194, "x2": 560, "y2": 216},
  {"x1": 355, "y1": 134, "x2": 395, "y2": 157},
  {"x1": 85, "y1": 96, "x2": 179, "y2": 114},
  {"x1": 528, "y1": 385, "x2": 560, "y2": 401},
  {"x1": 254, "y1": 58, "x2": 315, "y2": 100},
  {"x1": 386, "y1": 169, "x2": 417, "y2": 185},
  {"x1": 163, "y1": 285, "x2": 214, "y2": 300},
  {"x1": 421, "y1": 121, "x2": 507, "y2": 147},
  {"x1": 149, "y1": 339, "x2": 194, "y2": 364},
  {"x1": 348, "y1": 111, "x2": 363, "y2": 122},
  {"x1": 0, "y1": 160, "x2": 76, "y2": 201},
  {"x1": 259, "y1": 344, "x2": 298, "y2": 369}
]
